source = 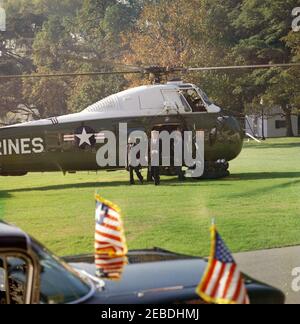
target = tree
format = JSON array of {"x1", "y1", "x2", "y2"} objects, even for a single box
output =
[
  {"x1": 0, "y1": 0, "x2": 46, "y2": 118},
  {"x1": 67, "y1": 75, "x2": 126, "y2": 113},
  {"x1": 284, "y1": 28, "x2": 300, "y2": 110},
  {"x1": 22, "y1": 14, "x2": 74, "y2": 117},
  {"x1": 123, "y1": 0, "x2": 208, "y2": 67},
  {"x1": 23, "y1": 0, "x2": 142, "y2": 115},
  {"x1": 0, "y1": 0, "x2": 81, "y2": 119},
  {"x1": 63, "y1": 0, "x2": 136, "y2": 112},
  {"x1": 122, "y1": 0, "x2": 245, "y2": 112},
  {"x1": 231, "y1": 0, "x2": 300, "y2": 136},
  {"x1": 1, "y1": 0, "x2": 299, "y2": 126}
]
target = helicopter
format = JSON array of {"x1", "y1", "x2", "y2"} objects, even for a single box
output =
[{"x1": 0, "y1": 63, "x2": 299, "y2": 179}]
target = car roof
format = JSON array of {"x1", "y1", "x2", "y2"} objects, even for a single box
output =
[{"x1": 0, "y1": 221, "x2": 29, "y2": 251}]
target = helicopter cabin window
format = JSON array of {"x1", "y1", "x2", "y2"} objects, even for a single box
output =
[
  {"x1": 45, "y1": 131, "x2": 62, "y2": 151},
  {"x1": 161, "y1": 90, "x2": 190, "y2": 112},
  {"x1": 181, "y1": 89, "x2": 207, "y2": 113}
]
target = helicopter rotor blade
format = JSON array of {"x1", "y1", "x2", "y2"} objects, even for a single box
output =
[
  {"x1": 0, "y1": 70, "x2": 143, "y2": 79},
  {"x1": 187, "y1": 63, "x2": 300, "y2": 72},
  {"x1": 0, "y1": 63, "x2": 299, "y2": 79}
]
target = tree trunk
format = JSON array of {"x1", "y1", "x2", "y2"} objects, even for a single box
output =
[{"x1": 284, "y1": 107, "x2": 294, "y2": 137}]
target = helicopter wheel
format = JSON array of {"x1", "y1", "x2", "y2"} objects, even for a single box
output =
[{"x1": 191, "y1": 160, "x2": 230, "y2": 180}]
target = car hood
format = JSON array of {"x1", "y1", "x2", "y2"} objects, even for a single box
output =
[{"x1": 65, "y1": 249, "x2": 285, "y2": 304}]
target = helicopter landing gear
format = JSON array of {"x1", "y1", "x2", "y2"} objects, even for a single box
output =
[{"x1": 191, "y1": 160, "x2": 230, "y2": 180}]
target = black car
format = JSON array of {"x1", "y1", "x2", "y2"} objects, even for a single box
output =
[{"x1": 0, "y1": 221, "x2": 285, "y2": 304}]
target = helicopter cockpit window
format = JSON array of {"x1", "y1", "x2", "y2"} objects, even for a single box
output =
[
  {"x1": 197, "y1": 87, "x2": 213, "y2": 106},
  {"x1": 181, "y1": 89, "x2": 207, "y2": 113},
  {"x1": 179, "y1": 94, "x2": 192, "y2": 112}
]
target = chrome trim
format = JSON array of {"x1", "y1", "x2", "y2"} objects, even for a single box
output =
[
  {"x1": 67, "y1": 277, "x2": 96, "y2": 305},
  {"x1": 0, "y1": 251, "x2": 36, "y2": 304}
]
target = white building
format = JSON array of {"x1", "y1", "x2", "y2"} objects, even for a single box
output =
[{"x1": 245, "y1": 107, "x2": 299, "y2": 138}]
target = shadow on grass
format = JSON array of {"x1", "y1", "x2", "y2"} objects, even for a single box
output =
[
  {"x1": 244, "y1": 141, "x2": 300, "y2": 150},
  {"x1": 0, "y1": 191, "x2": 12, "y2": 220},
  {"x1": 227, "y1": 179, "x2": 300, "y2": 199},
  {"x1": 230, "y1": 172, "x2": 300, "y2": 181},
  {"x1": 165, "y1": 172, "x2": 300, "y2": 187},
  {"x1": 0, "y1": 191, "x2": 12, "y2": 200},
  {"x1": 2, "y1": 177, "x2": 224, "y2": 193},
  {"x1": 4, "y1": 181, "x2": 129, "y2": 193},
  {"x1": 2, "y1": 171, "x2": 300, "y2": 193}
]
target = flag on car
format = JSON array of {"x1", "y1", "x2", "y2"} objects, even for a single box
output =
[
  {"x1": 94, "y1": 195, "x2": 128, "y2": 280},
  {"x1": 196, "y1": 224, "x2": 250, "y2": 304}
]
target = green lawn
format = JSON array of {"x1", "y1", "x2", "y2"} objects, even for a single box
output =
[{"x1": 0, "y1": 138, "x2": 300, "y2": 257}]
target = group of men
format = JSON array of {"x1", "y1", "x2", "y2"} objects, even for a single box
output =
[{"x1": 127, "y1": 130, "x2": 185, "y2": 186}]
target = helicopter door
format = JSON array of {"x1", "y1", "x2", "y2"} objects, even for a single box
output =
[
  {"x1": 44, "y1": 131, "x2": 62, "y2": 152},
  {"x1": 161, "y1": 90, "x2": 189, "y2": 113}
]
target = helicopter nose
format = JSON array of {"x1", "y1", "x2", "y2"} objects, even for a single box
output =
[
  {"x1": 215, "y1": 115, "x2": 244, "y2": 161},
  {"x1": 217, "y1": 116, "x2": 242, "y2": 135},
  {"x1": 226, "y1": 116, "x2": 242, "y2": 134}
]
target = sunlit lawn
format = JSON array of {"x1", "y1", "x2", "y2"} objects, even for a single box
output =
[{"x1": 0, "y1": 138, "x2": 300, "y2": 257}]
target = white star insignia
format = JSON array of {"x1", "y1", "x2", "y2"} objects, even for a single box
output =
[{"x1": 76, "y1": 128, "x2": 94, "y2": 147}]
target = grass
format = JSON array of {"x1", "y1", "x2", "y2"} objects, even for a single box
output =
[{"x1": 0, "y1": 138, "x2": 300, "y2": 257}]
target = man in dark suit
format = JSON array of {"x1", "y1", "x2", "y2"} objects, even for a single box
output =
[
  {"x1": 127, "y1": 138, "x2": 144, "y2": 185},
  {"x1": 150, "y1": 131, "x2": 160, "y2": 186}
]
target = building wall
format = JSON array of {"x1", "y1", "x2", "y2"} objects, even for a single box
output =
[
  {"x1": 265, "y1": 115, "x2": 298, "y2": 138},
  {"x1": 245, "y1": 113, "x2": 299, "y2": 138}
]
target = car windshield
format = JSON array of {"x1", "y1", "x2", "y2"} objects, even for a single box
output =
[{"x1": 31, "y1": 240, "x2": 92, "y2": 304}]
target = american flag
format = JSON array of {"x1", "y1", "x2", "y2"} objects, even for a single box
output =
[
  {"x1": 196, "y1": 225, "x2": 250, "y2": 304},
  {"x1": 95, "y1": 195, "x2": 128, "y2": 280}
]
